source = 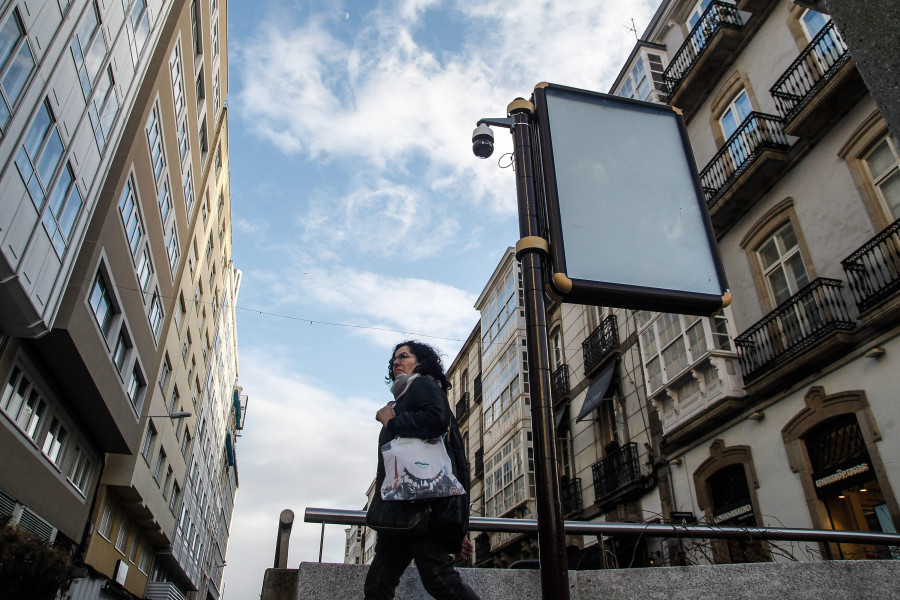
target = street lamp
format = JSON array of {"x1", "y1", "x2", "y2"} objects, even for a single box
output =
[{"x1": 146, "y1": 411, "x2": 193, "y2": 419}]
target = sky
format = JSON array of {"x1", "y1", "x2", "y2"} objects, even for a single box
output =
[{"x1": 220, "y1": 0, "x2": 660, "y2": 597}]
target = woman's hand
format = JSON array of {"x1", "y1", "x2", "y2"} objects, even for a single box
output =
[
  {"x1": 459, "y1": 537, "x2": 474, "y2": 560},
  {"x1": 376, "y1": 404, "x2": 396, "y2": 426}
]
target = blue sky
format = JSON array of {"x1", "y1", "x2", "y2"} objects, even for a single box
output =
[{"x1": 221, "y1": 0, "x2": 658, "y2": 596}]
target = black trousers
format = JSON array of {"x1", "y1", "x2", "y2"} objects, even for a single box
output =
[{"x1": 363, "y1": 534, "x2": 480, "y2": 600}]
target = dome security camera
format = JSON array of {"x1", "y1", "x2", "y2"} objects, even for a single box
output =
[{"x1": 472, "y1": 122, "x2": 494, "y2": 159}]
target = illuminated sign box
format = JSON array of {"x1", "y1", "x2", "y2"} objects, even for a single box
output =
[{"x1": 533, "y1": 83, "x2": 729, "y2": 316}]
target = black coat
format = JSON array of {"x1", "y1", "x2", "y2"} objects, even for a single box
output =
[{"x1": 375, "y1": 375, "x2": 470, "y2": 552}]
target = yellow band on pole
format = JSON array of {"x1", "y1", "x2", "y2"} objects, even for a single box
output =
[
  {"x1": 508, "y1": 98, "x2": 535, "y2": 115},
  {"x1": 515, "y1": 236, "x2": 549, "y2": 258}
]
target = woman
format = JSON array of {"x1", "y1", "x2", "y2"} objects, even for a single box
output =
[{"x1": 364, "y1": 341, "x2": 481, "y2": 600}]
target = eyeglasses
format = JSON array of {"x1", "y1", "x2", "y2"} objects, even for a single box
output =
[{"x1": 392, "y1": 352, "x2": 413, "y2": 362}]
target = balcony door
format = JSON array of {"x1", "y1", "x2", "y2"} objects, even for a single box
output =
[
  {"x1": 863, "y1": 135, "x2": 900, "y2": 221},
  {"x1": 800, "y1": 9, "x2": 842, "y2": 74},
  {"x1": 759, "y1": 222, "x2": 818, "y2": 343},
  {"x1": 719, "y1": 89, "x2": 755, "y2": 171}
]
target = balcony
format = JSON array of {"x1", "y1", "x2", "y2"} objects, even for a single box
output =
[
  {"x1": 551, "y1": 364, "x2": 571, "y2": 402},
  {"x1": 592, "y1": 442, "x2": 643, "y2": 509},
  {"x1": 663, "y1": 1, "x2": 746, "y2": 119},
  {"x1": 770, "y1": 20, "x2": 866, "y2": 140},
  {"x1": 561, "y1": 477, "x2": 583, "y2": 516},
  {"x1": 145, "y1": 582, "x2": 187, "y2": 600},
  {"x1": 583, "y1": 315, "x2": 619, "y2": 377},
  {"x1": 841, "y1": 218, "x2": 900, "y2": 325},
  {"x1": 734, "y1": 278, "x2": 856, "y2": 390},
  {"x1": 474, "y1": 447, "x2": 484, "y2": 479},
  {"x1": 456, "y1": 392, "x2": 470, "y2": 421},
  {"x1": 700, "y1": 112, "x2": 791, "y2": 233}
]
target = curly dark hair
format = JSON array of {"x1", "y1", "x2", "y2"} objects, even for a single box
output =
[{"x1": 386, "y1": 340, "x2": 451, "y2": 392}]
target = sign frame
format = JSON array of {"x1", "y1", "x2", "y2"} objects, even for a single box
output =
[{"x1": 532, "y1": 83, "x2": 730, "y2": 316}]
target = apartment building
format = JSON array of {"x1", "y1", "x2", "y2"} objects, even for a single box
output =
[
  {"x1": 437, "y1": 0, "x2": 898, "y2": 570},
  {"x1": 613, "y1": 0, "x2": 898, "y2": 564},
  {"x1": 0, "y1": 0, "x2": 242, "y2": 597}
]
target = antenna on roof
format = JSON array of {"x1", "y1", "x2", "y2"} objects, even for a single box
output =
[{"x1": 623, "y1": 18, "x2": 639, "y2": 42}]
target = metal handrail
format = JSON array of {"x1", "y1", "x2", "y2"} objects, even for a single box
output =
[{"x1": 304, "y1": 507, "x2": 900, "y2": 546}]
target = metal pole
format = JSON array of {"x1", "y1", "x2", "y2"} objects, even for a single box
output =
[
  {"x1": 304, "y1": 507, "x2": 900, "y2": 546},
  {"x1": 274, "y1": 509, "x2": 294, "y2": 569},
  {"x1": 318, "y1": 523, "x2": 325, "y2": 562},
  {"x1": 508, "y1": 98, "x2": 570, "y2": 600}
]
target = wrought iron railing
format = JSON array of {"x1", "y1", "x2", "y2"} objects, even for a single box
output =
[
  {"x1": 474, "y1": 447, "x2": 484, "y2": 479},
  {"x1": 770, "y1": 20, "x2": 850, "y2": 123},
  {"x1": 592, "y1": 442, "x2": 641, "y2": 502},
  {"x1": 475, "y1": 533, "x2": 491, "y2": 560},
  {"x1": 561, "y1": 477, "x2": 583, "y2": 515},
  {"x1": 734, "y1": 278, "x2": 855, "y2": 383},
  {"x1": 841, "y1": 218, "x2": 900, "y2": 313},
  {"x1": 551, "y1": 364, "x2": 570, "y2": 400},
  {"x1": 582, "y1": 315, "x2": 619, "y2": 376},
  {"x1": 456, "y1": 392, "x2": 470, "y2": 421},
  {"x1": 473, "y1": 374, "x2": 482, "y2": 402},
  {"x1": 699, "y1": 112, "x2": 789, "y2": 205},
  {"x1": 663, "y1": 1, "x2": 744, "y2": 96}
]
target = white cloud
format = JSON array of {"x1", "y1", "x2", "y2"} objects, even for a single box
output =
[{"x1": 223, "y1": 348, "x2": 379, "y2": 598}]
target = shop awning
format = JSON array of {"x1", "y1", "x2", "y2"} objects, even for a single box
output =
[
  {"x1": 233, "y1": 389, "x2": 243, "y2": 429},
  {"x1": 554, "y1": 404, "x2": 567, "y2": 429},
  {"x1": 576, "y1": 360, "x2": 616, "y2": 422},
  {"x1": 224, "y1": 430, "x2": 235, "y2": 467}
]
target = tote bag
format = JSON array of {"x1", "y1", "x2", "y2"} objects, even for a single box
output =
[{"x1": 380, "y1": 436, "x2": 465, "y2": 501}]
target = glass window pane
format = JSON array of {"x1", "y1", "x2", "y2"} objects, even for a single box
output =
[
  {"x1": 879, "y1": 169, "x2": 900, "y2": 219},
  {"x1": 768, "y1": 267, "x2": 791, "y2": 305},
  {"x1": 865, "y1": 139, "x2": 896, "y2": 179},
  {"x1": 3, "y1": 43, "x2": 35, "y2": 104}
]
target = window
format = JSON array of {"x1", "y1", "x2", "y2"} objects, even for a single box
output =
[
  {"x1": 138, "y1": 541, "x2": 151, "y2": 572},
  {"x1": 759, "y1": 222, "x2": 809, "y2": 305},
  {"x1": 170, "y1": 44, "x2": 185, "y2": 118},
  {"x1": 863, "y1": 136, "x2": 900, "y2": 220},
  {"x1": 170, "y1": 481, "x2": 180, "y2": 513},
  {"x1": 118, "y1": 177, "x2": 144, "y2": 255},
  {"x1": 159, "y1": 355, "x2": 171, "y2": 392},
  {"x1": 127, "y1": 0, "x2": 150, "y2": 63},
  {"x1": 190, "y1": 0, "x2": 202, "y2": 56},
  {"x1": 168, "y1": 386, "x2": 179, "y2": 413},
  {"x1": 196, "y1": 67, "x2": 205, "y2": 109},
  {"x1": 199, "y1": 118, "x2": 209, "y2": 163},
  {"x1": 87, "y1": 66, "x2": 119, "y2": 150},
  {"x1": 68, "y1": 446, "x2": 93, "y2": 494},
  {"x1": 71, "y1": 1, "x2": 109, "y2": 97},
  {"x1": 98, "y1": 499, "x2": 115, "y2": 538},
  {"x1": 148, "y1": 289, "x2": 163, "y2": 337},
  {"x1": 2, "y1": 366, "x2": 46, "y2": 442},
  {"x1": 639, "y1": 313, "x2": 733, "y2": 394},
  {"x1": 484, "y1": 433, "x2": 532, "y2": 517},
  {"x1": 41, "y1": 417, "x2": 68, "y2": 466},
  {"x1": 166, "y1": 227, "x2": 180, "y2": 274},
  {"x1": 176, "y1": 118, "x2": 189, "y2": 162},
  {"x1": 141, "y1": 422, "x2": 157, "y2": 462},
  {"x1": 16, "y1": 99, "x2": 64, "y2": 205},
  {"x1": 154, "y1": 447, "x2": 166, "y2": 482},
  {"x1": 41, "y1": 163, "x2": 83, "y2": 256},
  {"x1": 213, "y1": 71, "x2": 221, "y2": 113},
  {"x1": 146, "y1": 106, "x2": 166, "y2": 185},
  {"x1": 176, "y1": 293, "x2": 187, "y2": 329},
  {"x1": 126, "y1": 366, "x2": 145, "y2": 412},
  {"x1": 211, "y1": 20, "x2": 219, "y2": 58},
  {"x1": 214, "y1": 146, "x2": 221, "y2": 178},
  {"x1": 163, "y1": 466, "x2": 173, "y2": 498},
  {"x1": 136, "y1": 245, "x2": 153, "y2": 295},
  {"x1": 182, "y1": 332, "x2": 192, "y2": 364},
  {"x1": 719, "y1": 89, "x2": 756, "y2": 166},
  {"x1": 183, "y1": 167, "x2": 195, "y2": 214},
  {"x1": 483, "y1": 343, "x2": 525, "y2": 432},
  {"x1": 181, "y1": 430, "x2": 191, "y2": 457},
  {"x1": 800, "y1": 8, "x2": 829, "y2": 40},
  {"x1": 115, "y1": 515, "x2": 129, "y2": 552},
  {"x1": 113, "y1": 329, "x2": 131, "y2": 373},
  {"x1": 157, "y1": 178, "x2": 172, "y2": 224},
  {"x1": 89, "y1": 273, "x2": 115, "y2": 334},
  {"x1": 0, "y1": 9, "x2": 36, "y2": 132}
]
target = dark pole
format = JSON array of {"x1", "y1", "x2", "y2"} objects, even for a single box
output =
[{"x1": 508, "y1": 98, "x2": 570, "y2": 600}]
